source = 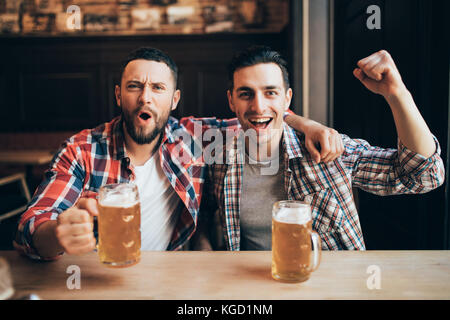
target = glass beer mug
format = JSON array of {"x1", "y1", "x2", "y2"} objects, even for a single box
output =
[
  {"x1": 272, "y1": 201, "x2": 321, "y2": 283},
  {"x1": 97, "y1": 183, "x2": 141, "y2": 268}
]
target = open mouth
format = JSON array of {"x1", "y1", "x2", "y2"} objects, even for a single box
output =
[
  {"x1": 137, "y1": 110, "x2": 152, "y2": 122},
  {"x1": 248, "y1": 117, "x2": 273, "y2": 130}
]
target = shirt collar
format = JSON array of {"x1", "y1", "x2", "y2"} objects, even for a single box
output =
[
  {"x1": 281, "y1": 122, "x2": 304, "y2": 160},
  {"x1": 163, "y1": 116, "x2": 176, "y2": 144},
  {"x1": 111, "y1": 116, "x2": 127, "y2": 161}
]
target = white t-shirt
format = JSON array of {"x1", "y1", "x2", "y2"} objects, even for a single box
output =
[{"x1": 133, "y1": 152, "x2": 181, "y2": 250}]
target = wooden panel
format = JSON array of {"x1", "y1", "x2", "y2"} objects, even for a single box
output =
[
  {"x1": 197, "y1": 67, "x2": 232, "y2": 119},
  {"x1": 172, "y1": 68, "x2": 186, "y2": 119},
  {"x1": 18, "y1": 70, "x2": 98, "y2": 130},
  {"x1": 0, "y1": 72, "x2": 3, "y2": 102},
  {"x1": 1, "y1": 64, "x2": 21, "y2": 131},
  {"x1": 106, "y1": 68, "x2": 122, "y2": 120},
  {"x1": 0, "y1": 71, "x2": 6, "y2": 117}
]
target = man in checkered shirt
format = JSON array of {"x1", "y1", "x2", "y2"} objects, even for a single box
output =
[{"x1": 203, "y1": 46, "x2": 445, "y2": 251}]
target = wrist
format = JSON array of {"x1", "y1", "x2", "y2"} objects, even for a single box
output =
[
  {"x1": 385, "y1": 86, "x2": 410, "y2": 106},
  {"x1": 33, "y1": 220, "x2": 64, "y2": 258}
]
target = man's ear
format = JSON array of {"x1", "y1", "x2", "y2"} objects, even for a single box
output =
[
  {"x1": 284, "y1": 88, "x2": 293, "y2": 111},
  {"x1": 115, "y1": 85, "x2": 121, "y2": 108},
  {"x1": 227, "y1": 90, "x2": 235, "y2": 113},
  {"x1": 171, "y1": 89, "x2": 181, "y2": 111}
]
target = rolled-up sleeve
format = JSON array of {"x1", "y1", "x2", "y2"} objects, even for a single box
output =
[
  {"x1": 14, "y1": 142, "x2": 86, "y2": 260},
  {"x1": 342, "y1": 134, "x2": 445, "y2": 196},
  {"x1": 395, "y1": 136, "x2": 445, "y2": 192}
]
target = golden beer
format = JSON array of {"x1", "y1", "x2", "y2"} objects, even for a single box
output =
[
  {"x1": 98, "y1": 183, "x2": 141, "y2": 268},
  {"x1": 271, "y1": 201, "x2": 321, "y2": 283}
]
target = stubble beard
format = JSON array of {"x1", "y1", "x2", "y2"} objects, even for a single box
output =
[{"x1": 122, "y1": 105, "x2": 171, "y2": 146}]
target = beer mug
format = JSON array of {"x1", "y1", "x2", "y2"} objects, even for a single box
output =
[
  {"x1": 97, "y1": 183, "x2": 141, "y2": 267},
  {"x1": 272, "y1": 201, "x2": 321, "y2": 283}
]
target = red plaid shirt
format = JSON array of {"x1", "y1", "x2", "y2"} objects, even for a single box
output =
[
  {"x1": 207, "y1": 124, "x2": 445, "y2": 250},
  {"x1": 15, "y1": 116, "x2": 239, "y2": 259}
]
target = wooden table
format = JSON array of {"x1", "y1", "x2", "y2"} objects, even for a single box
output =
[{"x1": 1, "y1": 250, "x2": 449, "y2": 300}]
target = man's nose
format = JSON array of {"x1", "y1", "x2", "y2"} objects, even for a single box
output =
[
  {"x1": 139, "y1": 85, "x2": 152, "y2": 104},
  {"x1": 250, "y1": 92, "x2": 266, "y2": 113}
]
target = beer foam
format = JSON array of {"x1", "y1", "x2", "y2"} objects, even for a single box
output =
[
  {"x1": 274, "y1": 207, "x2": 311, "y2": 225},
  {"x1": 100, "y1": 193, "x2": 138, "y2": 208}
]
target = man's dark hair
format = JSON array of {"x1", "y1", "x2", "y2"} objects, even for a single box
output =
[
  {"x1": 120, "y1": 47, "x2": 178, "y2": 88},
  {"x1": 227, "y1": 45, "x2": 290, "y2": 92}
]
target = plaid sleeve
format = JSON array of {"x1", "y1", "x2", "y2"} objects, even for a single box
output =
[
  {"x1": 178, "y1": 116, "x2": 239, "y2": 131},
  {"x1": 175, "y1": 117, "x2": 240, "y2": 156},
  {"x1": 14, "y1": 142, "x2": 86, "y2": 260},
  {"x1": 341, "y1": 134, "x2": 445, "y2": 195}
]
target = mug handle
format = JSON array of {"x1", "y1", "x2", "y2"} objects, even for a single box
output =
[{"x1": 308, "y1": 231, "x2": 322, "y2": 272}]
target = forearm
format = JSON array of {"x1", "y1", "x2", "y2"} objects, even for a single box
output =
[
  {"x1": 386, "y1": 89, "x2": 436, "y2": 158},
  {"x1": 284, "y1": 113, "x2": 315, "y2": 132},
  {"x1": 32, "y1": 220, "x2": 64, "y2": 259}
]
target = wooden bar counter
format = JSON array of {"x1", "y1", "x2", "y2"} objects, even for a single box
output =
[{"x1": 1, "y1": 250, "x2": 449, "y2": 300}]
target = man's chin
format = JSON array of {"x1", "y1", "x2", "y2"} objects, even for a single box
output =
[
  {"x1": 126, "y1": 124, "x2": 158, "y2": 145},
  {"x1": 132, "y1": 133, "x2": 159, "y2": 145},
  {"x1": 129, "y1": 122, "x2": 168, "y2": 145}
]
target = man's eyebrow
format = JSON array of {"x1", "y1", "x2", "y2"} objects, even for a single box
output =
[
  {"x1": 264, "y1": 85, "x2": 282, "y2": 90},
  {"x1": 235, "y1": 85, "x2": 282, "y2": 91},
  {"x1": 236, "y1": 86, "x2": 254, "y2": 92},
  {"x1": 125, "y1": 80, "x2": 141, "y2": 84},
  {"x1": 125, "y1": 80, "x2": 168, "y2": 86}
]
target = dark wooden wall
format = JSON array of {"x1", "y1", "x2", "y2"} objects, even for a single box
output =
[
  {"x1": 0, "y1": 32, "x2": 288, "y2": 133},
  {"x1": 334, "y1": 0, "x2": 449, "y2": 249}
]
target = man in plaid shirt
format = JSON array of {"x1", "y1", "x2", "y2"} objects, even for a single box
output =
[
  {"x1": 205, "y1": 46, "x2": 445, "y2": 251},
  {"x1": 14, "y1": 47, "x2": 343, "y2": 260}
]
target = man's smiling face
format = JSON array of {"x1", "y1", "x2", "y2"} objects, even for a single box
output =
[{"x1": 228, "y1": 62, "x2": 292, "y2": 145}]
